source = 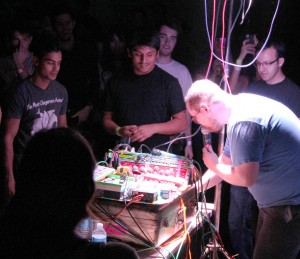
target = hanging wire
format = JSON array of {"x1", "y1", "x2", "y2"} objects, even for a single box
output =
[
  {"x1": 204, "y1": 0, "x2": 281, "y2": 69},
  {"x1": 204, "y1": 0, "x2": 217, "y2": 79}
]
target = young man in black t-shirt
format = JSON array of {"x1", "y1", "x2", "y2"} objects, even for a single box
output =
[{"x1": 103, "y1": 29, "x2": 187, "y2": 152}]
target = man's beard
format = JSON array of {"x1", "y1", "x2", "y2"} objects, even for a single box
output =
[{"x1": 159, "y1": 48, "x2": 172, "y2": 57}]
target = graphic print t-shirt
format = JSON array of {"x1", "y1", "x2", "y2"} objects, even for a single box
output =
[{"x1": 6, "y1": 79, "x2": 68, "y2": 158}]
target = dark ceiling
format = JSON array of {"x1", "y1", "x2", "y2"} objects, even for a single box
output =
[{"x1": 1, "y1": 0, "x2": 299, "y2": 83}]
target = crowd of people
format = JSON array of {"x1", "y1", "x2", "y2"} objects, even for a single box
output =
[{"x1": 1, "y1": 1, "x2": 300, "y2": 259}]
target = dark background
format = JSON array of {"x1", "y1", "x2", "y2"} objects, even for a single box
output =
[
  {"x1": 0, "y1": 0, "x2": 299, "y2": 255},
  {"x1": 0, "y1": 0, "x2": 300, "y2": 83}
]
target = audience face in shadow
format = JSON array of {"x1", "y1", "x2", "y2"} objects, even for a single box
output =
[
  {"x1": 15, "y1": 128, "x2": 96, "y2": 221},
  {"x1": 53, "y1": 13, "x2": 75, "y2": 43},
  {"x1": 0, "y1": 128, "x2": 140, "y2": 258},
  {"x1": 0, "y1": 128, "x2": 95, "y2": 256}
]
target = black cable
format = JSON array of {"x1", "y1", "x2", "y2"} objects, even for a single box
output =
[
  {"x1": 190, "y1": 160, "x2": 208, "y2": 256},
  {"x1": 125, "y1": 206, "x2": 167, "y2": 259},
  {"x1": 167, "y1": 124, "x2": 201, "y2": 153},
  {"x1": 92, "y1": 202, "x2": 132, "y2": 235},
  {"x1": 191, "y1": 158, "x2": 222, "y2": 256},
  {"x1": 92, "y1": 201, "x2": 154, "y2": 246}
]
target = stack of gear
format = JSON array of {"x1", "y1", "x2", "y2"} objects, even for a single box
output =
[{"x1": 90, "y1": 149, "x2": 200, "y2": 246}]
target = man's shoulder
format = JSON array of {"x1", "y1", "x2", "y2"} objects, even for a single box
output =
[
  {"x1": 249, "y1": 78, "x2": 300, "y2": 88},
  {"x1": 171, "y1": 59, "x2": 189, "y2": 70},
  {"x1": 14, "y1": 78, "x2": 33, "y2": 92},
  {"x1": 282, "y1": 77, "x2": 300, "y2": 88},
  {"x1": 109, "y1": 66, "x2": 179, "y2": 84},
  {"x1": 157, "y1": 60, "x2": 190, "y2": 73},
  {"x1": 107, "y1": 69, "x2": 133, "y2": 84},
  {"x1": 49, "y1": 81, "x2": 68, "y2": 100},
  {"x1": 248, "y1": 79, "x2": 266, "y2": 88},
  {"x1": 50, "y1": 80, "x2": 67, "y2": 90},
  {"x1": 154, "y1": 66, "x2": 178, "y2": 80},
  {"x1": 247, "y1": 80, "x2": 272, "y2": 93},
  {"x1": 15, "y1": 79, "x2": 67, "y2": 95}
]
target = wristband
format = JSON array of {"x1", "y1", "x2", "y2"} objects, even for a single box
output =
[
  {"x1": 234, "y1": 59, "x2": 242, "y2": 71},
  {"x1": 115, "y1": 126, "x2": 121, "y2": 136},
  {"x1": 236, "y1": 58, "x2": 243, "y2": 65},
  {"x1": 187, "y1": 140, "x2": 192, "y2": 146}
]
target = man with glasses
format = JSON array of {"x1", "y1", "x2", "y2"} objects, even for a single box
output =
[
  {"x1": 186, "y1": 79, "x2": 300, "y2": 259},
  {"x1": 248, "y1": 39, "x2": 300, "y2": 113},
  {"x1": 228, "y1": 38, "x2": 300, "y2": 259}
]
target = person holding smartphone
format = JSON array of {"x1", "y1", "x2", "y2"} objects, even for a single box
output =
[
  {"x1": 229, "y1": 33, "x2": 259, "y2": 94},
  {"x1": 0, "y1": 20, "x2": 34, "y2": 87}
]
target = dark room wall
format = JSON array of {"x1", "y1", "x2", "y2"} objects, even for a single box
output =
[{"x1": 0, "y1": 0, "x2": 299, "y2": 82}]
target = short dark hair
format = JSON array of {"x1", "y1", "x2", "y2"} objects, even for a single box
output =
[
  {"x1": 159, "y1": 16, "x2": 183, "y2": 36},
  {"x1": 127, "y1": 28, "x2": 160, "y2": 52},
  {"x1": 16, "y1": 128, "x2": 96, "y2": 221},
  {"x1": 9, "y1": 19, "x2": 33, "y2": 38},
  {"x1": 256, "y1": 38, "x2": 286, "y2": 59},
  {"x1": 48, "y1": 2, "x2": 75, "y2": 26},
  {"x1": 30, "y1": 30, "x2": 61, "y2": 59}
]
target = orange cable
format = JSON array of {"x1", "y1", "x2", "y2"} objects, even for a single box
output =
[
  {"x1": 180, "y1": 197, "x2": 192, "y2": 259},
  {"x1": 114, "y1": 194, "x2": 144, "y2": 219}
]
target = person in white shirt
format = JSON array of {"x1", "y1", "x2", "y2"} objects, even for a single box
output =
[{"x1": 156, "y1": 17, "x2": 193, "y2": 158}]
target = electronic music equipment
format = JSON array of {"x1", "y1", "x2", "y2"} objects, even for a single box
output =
[
  {"x1": 91, "y1": 149, "x2": 199, "y2": 246},
  {"x1": 118, "y1": 150, "x2": 192, "y2": 186}
]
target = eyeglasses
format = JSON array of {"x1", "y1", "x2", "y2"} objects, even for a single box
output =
[
  {"x1": 254, "y1": 58, "x2": 279, "y2": 68},
  {"x1": 191, "y1": 109, "x2": 201, "y2": 122}
]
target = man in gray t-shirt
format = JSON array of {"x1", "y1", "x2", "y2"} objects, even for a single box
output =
[
  {"x1": 3, "y1": 32, "x2": 68, "y2": 197},
  {"x1": 186, "y1": 79, "x2": 300, "y2": 259},
  {"x1": 229, "y1": 39, "x2": 300, "y2": 259}
]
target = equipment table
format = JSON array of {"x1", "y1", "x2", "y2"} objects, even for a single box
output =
[{"x1": 134, "y1": 202, "x2": 214, "y2": 259}]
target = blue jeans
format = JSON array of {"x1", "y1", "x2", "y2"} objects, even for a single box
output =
[
  {"x1": 254, "y1": 205, "x2": 300, "y2": 259},
  {"x1": 228, "y1": 186, "x2": 257, "y2": 259}
]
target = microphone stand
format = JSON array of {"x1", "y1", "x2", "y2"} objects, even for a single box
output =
[
  {"x1": 202, "y1": 1, "x2": 235, "y2": 258},
  {"x1": 214, "y1": 0, "x2": 233, "y2": 234}
]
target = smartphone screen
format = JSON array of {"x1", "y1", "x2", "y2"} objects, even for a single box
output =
[{"x1": 245, "y1": 34, "x2": 254, "y2": 44}]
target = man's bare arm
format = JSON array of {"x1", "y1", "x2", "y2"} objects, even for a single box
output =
[{"x1": 3, "y1": 118, "x2": 20, "y2": 196}]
